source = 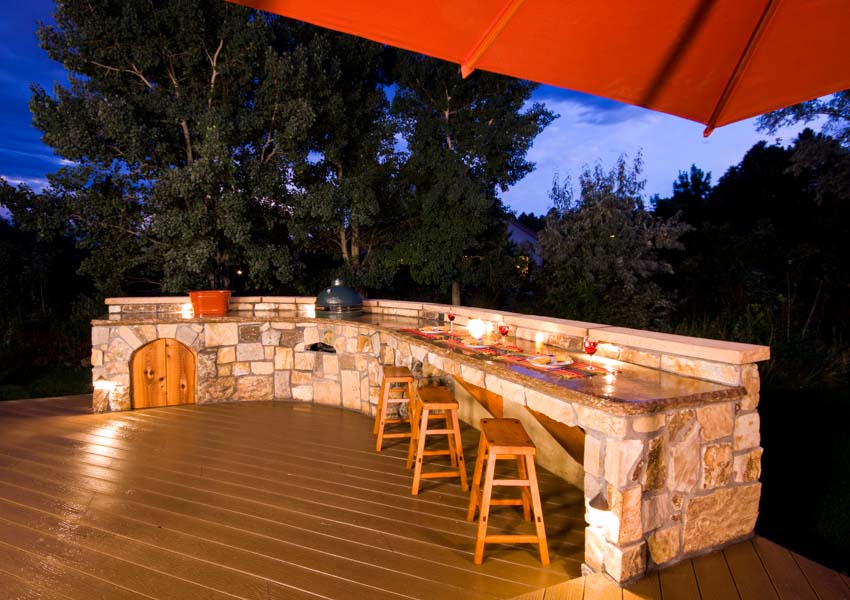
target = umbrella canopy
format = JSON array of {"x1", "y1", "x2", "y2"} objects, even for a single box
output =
[{"x1": 228, "y1": 0, "x2": 850, "y2": 135}]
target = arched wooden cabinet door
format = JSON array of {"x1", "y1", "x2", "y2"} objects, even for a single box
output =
[{"x1": 131, "y1": 339, "x2": 195, "y2": 408}]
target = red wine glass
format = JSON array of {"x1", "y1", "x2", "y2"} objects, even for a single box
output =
[
  {"x1": 447, "y1": 311, "x2": 456, "y2": 332},
  {"x1": 498, "y1": 324, "x2": 509, "y2": 345},
  {"x1": 583, "y1": 336, "x2": 599, "y2": 370}
]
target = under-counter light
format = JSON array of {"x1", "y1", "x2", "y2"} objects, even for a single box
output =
[
  {"x1": 181, "y1": 302, "x2": 194, "y2": 319},
  {"x1": 93, "y1": 379, "x2": 117, "y2": 392}
]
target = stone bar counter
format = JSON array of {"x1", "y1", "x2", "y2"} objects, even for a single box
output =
[{"x1": 91, "y1": 296, "x2": 769, "y2": 584}]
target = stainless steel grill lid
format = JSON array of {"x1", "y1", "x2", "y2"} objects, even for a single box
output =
[{"x1": 315, "y1": 278, "x2": 363, "y2": 318}]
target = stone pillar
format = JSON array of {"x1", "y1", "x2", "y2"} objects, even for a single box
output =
[{"x1": 578, "y1": 366, "x2": 763, "y2": 584}]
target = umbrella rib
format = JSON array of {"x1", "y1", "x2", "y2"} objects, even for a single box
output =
[
  {"x1": 460, "y1": 0, "x2": 527, "y2": 78},
  {"x1": 703, "y1": 0, "x2": 781, "y2": 136}
]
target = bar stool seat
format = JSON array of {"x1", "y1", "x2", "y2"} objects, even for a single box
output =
[
  {"x1": 467, "y1": 418, "x2": 549, "y2": 565},
  {"x1": 406, "y1": 385, "x2": 469, "y2": 495},
  {"x1": 374, "y1": 366, "x2": 415, "y2": 452}
]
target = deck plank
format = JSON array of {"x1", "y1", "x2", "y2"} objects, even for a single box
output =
[
  {"x1": 0, "y1": 440, "x2": 578, "y2": 581},
  {"x1": 0, "y1": 567, "x2": 71, "y2": 600},
  {"x1": 11, "y1": 405, "x2": 583, "y2": 533},
  {"x1": 659, "y1": 559, "x2": 700, "y2": 600},
  {"x1": 753, "y1": 536, "x2": 818, "y2": 600},
  {"x1": 4, "y1": 397, "x2": 849, "y2": 600},
  {"x1": 623, "y1": 571, "x2": 662, "y2": 600},
  {"x1": 541, "y1": 576, "x2": 585, "y2": 599},
  {"x1": 793, "y1": 552, "x2": 850, "y2": 600},
  {"x1": 0, "y1": 516, "x2": 240, "y2": 600},
  {"x1": 691, "y1": 548, "x2": 739, "y2": 599},
  {"x1": 725, "y1": 539, "x2": 780, "y2": 600},
  {"x1": 583, "y1": 572, "x2": 622, "y2": 600},
  {"x1": 0, "y1": 540, "x2": 139, "y2": 600},
  {"x1": 0, "y1": 413, "x2": 584, "y2": 558},
  {"x1": 0, "y1": 397, "x2": 587, "y2": 598},
  {"x1": 0, "y1": 495, "x2": 335, "y2": 600}
]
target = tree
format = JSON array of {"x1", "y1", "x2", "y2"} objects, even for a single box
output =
[
  {"x1": 389, "y1": 54, "x2": 554, "y2": 305},
  {"x1": 292, "y1": 31, "x2": 401, "y2": 291},
  {"x1": 757, "y1": 90, "x2": 850, "y2": 147},
  {"x1": 757, "y1": 91, "x2": 850, "y2": 207},
  {"x1": 28, "y1": 0, "x2": 317, "y2": 292},
  {"x1": 670, "y1": 133, "x2": 850, "y2": 349},
  {"x1": 515, "y1": 211, "x2": 546, "y2": 232},
  {"x1": 653, "y1": 164, "x2": 712, "y2": 223},
  {"x1": 538, "y1": 155, "x2": 689, "y2": 328},
  {"x1": 0, "y1": 180, "x2": 94, "y2": 370}
]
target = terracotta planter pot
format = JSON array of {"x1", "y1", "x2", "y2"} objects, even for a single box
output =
[{"x1": 189, "y1": 290, "x2": 231, "y2": 317}]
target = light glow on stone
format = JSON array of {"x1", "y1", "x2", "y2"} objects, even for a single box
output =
[
  {"x1": 181, "y1": 302, "x2": 194, "y2": 318},
  {"x1": 534, "y1": 331, "x2": 546, "y2": 350}
]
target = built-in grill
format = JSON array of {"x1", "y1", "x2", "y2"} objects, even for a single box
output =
[{"x1": 315, "y1": 278, "x2": 363, "y2": 319}]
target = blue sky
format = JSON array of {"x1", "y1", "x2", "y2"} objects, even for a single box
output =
[{"x1": 1, "y1": 0, "x2": 810, "y2": 217}]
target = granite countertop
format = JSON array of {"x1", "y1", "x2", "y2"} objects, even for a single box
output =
[{"x1": 93, "y1": 311, "x2": 746, "y2": 416}]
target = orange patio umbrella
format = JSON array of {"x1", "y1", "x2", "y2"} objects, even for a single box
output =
[{"x1": 228, "y1": 0, "x2": 850, "y2": 135}]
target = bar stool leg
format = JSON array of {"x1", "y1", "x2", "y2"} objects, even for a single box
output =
[
  {"x1": 405, "y1": 393, "x2": 421, "y2": 470},
  {"x1": 516, "y1": 456, "x2": 531, "y2": 521},
  {"x1": 375, "y1": 382, "x2": 392, "y2": 451},
  {"x1": 411, "y1": 406, "x2": 431, "y2": 495},
  {"x1": 449, "y1": 408, "x2": 468, "y2": 491},
  {"x1": 525, "y1": 454, "x2": 550, "y2": 565},
  {"x1": 445, "y1": 412, "x2": 457, "y2": 467},
  {"x1": 373, "y1": 378, "x2": 387, "y2": 435},
  {"x1": 473, "y1": 453, "x2": 498, "y2": 565},
  {"x1": 467, "y1": 431, "x2": 487, "y2": 521}
]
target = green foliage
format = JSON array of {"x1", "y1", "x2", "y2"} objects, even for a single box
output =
[
  {"x1": 291, "y1": 30, "x2": 401, "y2": 292},
  {"x1": 655, "y1": 131, "x2": 850, "y2": 387},
  {"x1": 29, "y1": 0, "x2": 314, "y2": 292},
  {"x1": 538, "y1": 155, "x2": 690, "y2": 328},
  {"x1": 388, "y1": 53, "x2": 554, "y2": 301},
  {"x1": 514, "y1": 211, "x2": 546, "y2": 232},
  {"x1": 757, "y1": 89, "x2": 850, "y2": 146},
  {"x1": 0, "y1": 186, "x2": 97, "y2": 372}
]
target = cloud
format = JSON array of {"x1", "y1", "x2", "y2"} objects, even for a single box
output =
[
  {"x1": 503, "y1": 87, "x2": 816, "y2": 215},
  {"x1": 0, "y1": 174, "x2": 48, "y2": 191}
]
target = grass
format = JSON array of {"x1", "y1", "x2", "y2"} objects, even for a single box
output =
[{"x1": 0, "y1": 366, "x2": 92, "y2": 401}]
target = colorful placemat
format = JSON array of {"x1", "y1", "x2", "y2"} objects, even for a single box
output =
[{"x1": 399, "y1": 327, "x2": 606, "y2": 382}]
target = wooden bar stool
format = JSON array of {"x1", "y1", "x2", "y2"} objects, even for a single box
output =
[
  {"x1": 374, "y1": 366, "x2": 415, "y2": 452},
  {"x1": 467, "y1": 418, "x2": 549, "y2": 565},
  {"x1": 406, "y1": 385, "x2": 469, "y2": 495}
]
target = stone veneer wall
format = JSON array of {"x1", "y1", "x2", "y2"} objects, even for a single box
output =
[{"x1": 94, "y1": 296, "x2": 769, "y2": 584}]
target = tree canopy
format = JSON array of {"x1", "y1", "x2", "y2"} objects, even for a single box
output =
[
  {"x1": 10, "y1": 0, "x2": 554, "y2": 305},
  {"x1": 389, "y1": 54, "x2": 554, "y2": 303},
  {"x1": 538, "y1": 155, "x2": 689, "y2": 328},
  {"x1": 27, "y1": 0, "x2": 318, "y2": 292}
]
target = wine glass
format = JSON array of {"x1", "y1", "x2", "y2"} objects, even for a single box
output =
[
  {"x1": 498, "y1": 324, "x2": 509, "y2": 345},
  {"x1": 447, "y1": 311, "x2": 456, "y2": 332},
  {"x1": 583, "y1": 336, "x2": 599, "y2": 370}
]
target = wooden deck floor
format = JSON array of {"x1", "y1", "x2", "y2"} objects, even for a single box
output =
[{"x1": 0, "y1": 396, "x2": 847, "y2": 600}]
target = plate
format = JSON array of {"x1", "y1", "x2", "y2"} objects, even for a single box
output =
[
  {"x1": 526, "y1": 358, "x2": 573, "y2": 370},
  {"x1": 461, "y1": 337, "x2": 492, "y2": 348},
  {"x1": 418, "y1": 326, "x2": 446, "y2": 334}
]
